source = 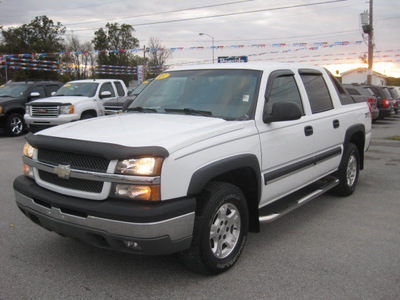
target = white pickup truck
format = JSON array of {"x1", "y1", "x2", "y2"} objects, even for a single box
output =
[
  {"x1": 24, "y1": 79, "x2": 127, "y2": 132},
  {"x1": 14, "y1": 63, "x2": 371, "y2": 274}
]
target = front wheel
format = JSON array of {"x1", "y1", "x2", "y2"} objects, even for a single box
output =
[
  {"x1": 332, "y1": 143, "x2": 360, "y2": 196},
  {"x1": 80, "y1": 112, "x2": 96, "y2": 120},
  {"x1": 178, "y1": 182, "x2": 249, "y2": 274},
  {"x1": 6, "y1": 113, "x2": 25, "y2": 137}
]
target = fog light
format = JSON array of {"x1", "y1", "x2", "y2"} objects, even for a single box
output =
[
  {"x1": 114, "y1": 184, "x2": 160, "y2": 201},
  {"x1": 123, "y1": 240, "x2": 141, "y2": 250},
  {"x1": 23, "y1": 164, "x2": 34, "y2": 178}
]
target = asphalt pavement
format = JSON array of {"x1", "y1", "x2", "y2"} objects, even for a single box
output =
[{"x1": 1, "y1": 116, "x2": 399, "y2": 300}]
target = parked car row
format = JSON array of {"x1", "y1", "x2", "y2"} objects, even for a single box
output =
[
  {"x1": 1, "y1": 78, "x2": 399, "y2": 137},
  {"x1": 343, "y1": 84, "x2": 399, "y2": 122},
  {"x1": 0, "y1": 79, "x2": 151, "y2": 136}
]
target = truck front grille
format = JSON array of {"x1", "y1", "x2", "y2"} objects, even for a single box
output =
[
  {"x1": 38, "y1": 148, "x2": 109, "y2": 172},
  {"x1": 36, "y1": 148, "x2": 111, "y2": 196},
  {"x1": 31, "y1": 105, "x2": 59, "y2": 117},
  {"x1": 38, "y1": 170, "x2": 104, "y2": 193}
]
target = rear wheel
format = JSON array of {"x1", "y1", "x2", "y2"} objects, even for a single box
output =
[
  {"x1": 332, "y1": 143, "x2": 360, "y2": 196},
  {"x1": 178, "y1": 182, "x2": 248, "y2": 274},
  {"x1": 6, "y1": 113, "x2": 25, "y2": 137}
]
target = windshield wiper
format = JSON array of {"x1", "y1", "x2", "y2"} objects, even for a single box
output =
[
  {"x1": 164, "y1": 108, "x2": 212, "y2": 117},
  {"x1": 127, "y1": 106, "x2": 158, "y2": 113},
  {"x1": 0, "y1": 95, "x2": 12, "y2": 97}
]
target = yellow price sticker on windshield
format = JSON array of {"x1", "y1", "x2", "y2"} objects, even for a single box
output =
[
  {"x1": 155, "y1": 73, "x2": 170, "y2": 80},
  {"x1": 0, "y1": 85, "x2": 4, "y2": 87},
  {"x1": 63, "y1": 83, "x2": 71, "y2": 87}
]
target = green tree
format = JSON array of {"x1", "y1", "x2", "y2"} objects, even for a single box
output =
[
  {"x1": 0, "y1": 16, "x2": 65, "y2": 81},
  {"x1": 92, "y1": 23, "x2": 140, "y2": 83}
]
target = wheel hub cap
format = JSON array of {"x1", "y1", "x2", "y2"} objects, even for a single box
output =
[
  {"x1": 346, "y1": 154, "x2": 357, "y2": 186},
  {"x1": 209, "y1": 203, "x2": 241, "y2": 259}
]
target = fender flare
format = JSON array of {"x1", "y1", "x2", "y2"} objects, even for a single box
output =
[
  {"x1": 343, "y1": 123, "x2": 366, "y2": 169},
  {"x1": 187, "y1": 154, "x2": 261, "y2": 199}
]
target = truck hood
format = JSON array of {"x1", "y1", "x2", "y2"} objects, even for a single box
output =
[
  {"x1": 29, "y1": 96, "x2": 94, "y2": 105},
  {"x1": 37, "y1": 113, "x2": 247, "y2": 155},
  {"x1": 0, "y1": 96, "x2": 23, "y2": 104}
]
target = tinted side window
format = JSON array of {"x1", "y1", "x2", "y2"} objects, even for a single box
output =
[
  {"x1": 301, "y1": 74, "x2": 333, "y2": 113},
  {"x1": 45, "y1": 84, "x2": 61, "y2": 96},
  {"x1": 31, "y1": 85, "x2": 46, "y2": 98},
  {"x1": 346, "y1": 88, "x2": 361, "y2": 96},
  {"x1": 266, "y1": 75, "x2": 304, "y2": 114},
  {"x1": 114, "y1": 81, "x2": 125, "y2": 96},
  {"x1": 100, "y1": 82, "x2": 115, "y2": 97}
]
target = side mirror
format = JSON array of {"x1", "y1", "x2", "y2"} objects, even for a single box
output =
[
  {"x1": 263, "y1": 102, "x2": 302, "y2": 123},
  {"x1": 100, "y1": 91, "x2": 112, "y2": 99},
  {"x1": 30, "y1": 92, "x2": 41, "y2": 98},
  {"x1": 51, "y1": 91, "x2": 56, "y2": 96}
]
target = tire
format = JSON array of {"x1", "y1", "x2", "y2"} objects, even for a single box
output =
[
  {"x1": 80, "y1": 112, "x2": 95, "y2": 120},
  {"x1": 332, "y1": 143, "x2": 360, "y2": 196},
  {"x1": 178, "y1": 182, "x2": 249, "y2": 274},
  {"x1": 5, "y1": 113, "x2": 25, "y2": 137}
]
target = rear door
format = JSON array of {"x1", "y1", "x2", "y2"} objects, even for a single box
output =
[{"x1": 298, "y1": 69, "x2": 343, "y2": 179}]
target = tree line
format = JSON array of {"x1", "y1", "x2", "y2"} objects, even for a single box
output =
[{"x1": 0, "y1": 16, "x2": 171, "y2": 84}]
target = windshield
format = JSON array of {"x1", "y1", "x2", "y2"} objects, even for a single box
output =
[
  {"x1": 54, "y1": 82, "x2": 99, "y2": 97},
  {"x1": 0, "y1": 83, "x2": 28, "y2": 98},
  {"x1": 132, "y1": 79, "x2": 153, "y2": 95},
  {"x1": 129, "y1": 69, "x2": 261, "y2": 120}
]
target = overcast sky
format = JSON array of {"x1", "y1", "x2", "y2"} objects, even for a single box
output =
[{"x1": 1, "y1": 0, "x2": 399, "y2": 76}]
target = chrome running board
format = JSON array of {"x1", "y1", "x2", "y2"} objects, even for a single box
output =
[{"x1": 259, "y1": 177, "x2": 339, "y2": 223}]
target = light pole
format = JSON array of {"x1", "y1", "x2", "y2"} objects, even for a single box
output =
[{"x1": 199, "y1": 33, "x2": 215, "y2": 63}]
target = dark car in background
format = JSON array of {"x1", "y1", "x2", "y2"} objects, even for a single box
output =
[
  {"x1": 0, "y1": 81, "x2": 62, "y2": 136},
  {"x1": 104, "y1": 79, "x2": 153, "y2": 115},
  {"x1": 343, "y1": 84, "x2": 379, "y2": 121},
  {"x1": 387, "y1": 87, "x2": 399, "y2": 114},
  {"x1": 364, "y1": 85, "x2": 395, "y2": 119}
]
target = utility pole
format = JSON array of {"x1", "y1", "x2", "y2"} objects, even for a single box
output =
[
  {"x1": 361, "y1": 1, "x2": 374, "y2": 84},
  {"x1": 367, "y1": 0, "x2": 373, "y2": 85}
]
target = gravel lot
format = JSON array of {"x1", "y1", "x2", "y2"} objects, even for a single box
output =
[{"x1": 1, "y1": 116, "x2": 399, "y2": 300}]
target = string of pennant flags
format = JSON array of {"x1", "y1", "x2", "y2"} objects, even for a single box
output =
[
  {"x1": 0, "y1": 40, "x2": 363, "y2": 59},
  {"x1": 2, "y1": 51, "x2": 400, "y2": 75},
  {"x1": 1, "y1": 40, "x2": 399, "y2": 76}
]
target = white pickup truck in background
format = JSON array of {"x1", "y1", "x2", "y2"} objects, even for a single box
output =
[
  {"x1": 14, "y1": 63, "x2": 371, "y2": 274},
  {"x1": 24, "y1": 79, "x2": 128, "y2": 132}
]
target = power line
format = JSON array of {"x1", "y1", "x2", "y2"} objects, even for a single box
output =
[
  {"x1": 127, "y1": 0, "x2": 348, "y2": 27},
  {"x1": 64, "y1": 0, "x2": 254, "y2": 26},
  {"x1": 68, "y1": 0, "x2": 346, "y2": 31},
  {"x1": 3, "y1": 0, "x2": 131, "y2": 19}
]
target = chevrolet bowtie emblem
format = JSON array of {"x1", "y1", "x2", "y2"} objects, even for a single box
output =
[{"x1": 53, "y1": 165, "x2": 71, "y2": 179}]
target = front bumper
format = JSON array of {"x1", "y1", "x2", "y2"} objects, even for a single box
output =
[
  {"x1": 14, "y1": 176, "x2": 195, "y2": 255},
  {"x1": 24, "y1": 114, "x2": 79, "y2": 126}
]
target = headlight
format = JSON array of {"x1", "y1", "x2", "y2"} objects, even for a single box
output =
[
  {"x1": 59, "y1": 105, "x2": 74, "y2": 114},
  {"x1": 116, "y1": 157, "x2": 163, "y2": 176},
  {"x1": 23, "y1": 142, "x2": 36, "y2": 178},
  {"x1": 23, "y1": 142, "x2": 35, "y2": 158}
]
